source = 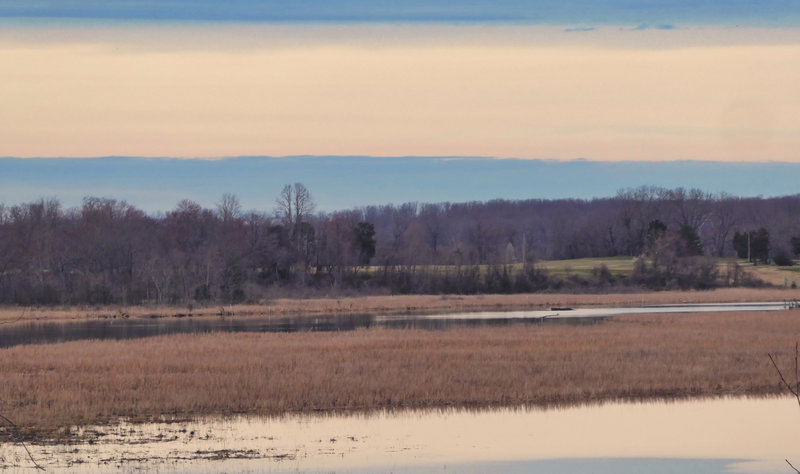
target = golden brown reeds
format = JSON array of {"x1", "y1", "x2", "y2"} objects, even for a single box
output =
[{"x1": 1, "y1": 309, "x2": 799, "y2": 439}]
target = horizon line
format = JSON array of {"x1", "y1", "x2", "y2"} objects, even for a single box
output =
[{"x1": 3, "y1": 155, "x2": 800, "y2": 165}]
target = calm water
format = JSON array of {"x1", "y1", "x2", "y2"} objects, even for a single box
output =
[
  {"x1": 3, "y1": 397, "x2": 796, "y2": 473},
  {"x1": 0, "y1": 313, "x2": 602, "y2": 348},
  {"x1": 0, "y1": 302, "x2": 790, "y2": 348}
]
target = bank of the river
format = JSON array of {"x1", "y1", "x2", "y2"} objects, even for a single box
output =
[
  {"x1": 1, "y1": 309, "x2": 797, "y2": 442},
  {"x1": 1, "y1": 287, "x2": 798, "y2": 327}
]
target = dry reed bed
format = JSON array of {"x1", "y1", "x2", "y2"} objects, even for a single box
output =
[
  {"x1": 2, "y1": 309, "x2": 799, "y2": 440},
  {"x1": 1, "y1": 287, "x2": 798, "y2": 327}
]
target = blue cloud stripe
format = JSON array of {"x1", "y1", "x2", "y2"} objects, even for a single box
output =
[
  {"x1": 1, "y1": 0, "x2": 799, "y2": 26},
  {"x1": 2, "y1": 156, "x2": 800, "y2": 213}
]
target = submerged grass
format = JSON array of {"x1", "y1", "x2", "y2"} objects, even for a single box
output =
[{"x1": 1, "y1": 310, "x2": 799, "y2": 440}]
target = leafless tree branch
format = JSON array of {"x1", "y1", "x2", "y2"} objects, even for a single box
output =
[
  {"x1": 768, "y1": 344, "x2": 800, "y2": 473},
  {"x1": 795, "y1": 341, "x2": 798, "y2": 400},
  {"x1": 0, "y1": 308, "x2": 44, "y2": 470},
  {"x1": 768, "y1": 350, "x2": 800, "y2": 407},
  {"x1": 0, "y1": 307, "x2": 26, "y2": 326},
  {"x1": 0, "y1": 412, "x2": 45, "y2": 471}
]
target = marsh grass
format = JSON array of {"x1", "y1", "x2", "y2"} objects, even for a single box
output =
[
  {"x1": 1, "y1": 310, "x2": 798, "y2": 440},
  {"x1": 0, "y1": 287, "x2": 796, "y2": 327}
]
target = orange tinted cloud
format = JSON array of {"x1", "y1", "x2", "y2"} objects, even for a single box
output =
[{"x1": 1, "y1": 24, "x2": 798, "y2": 160}]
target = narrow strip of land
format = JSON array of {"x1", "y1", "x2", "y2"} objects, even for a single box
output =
[
  {"x1": 1, "y1": 309, "x2": 796, "y2": 440},
  {"x1": 1, "y1": 288, "x2": 798, "y2": 327}
]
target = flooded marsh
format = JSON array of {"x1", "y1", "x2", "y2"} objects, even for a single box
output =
[
  {"x1": 2, "y1": 310, "x2": 799, "y2": 437},
  {"x1": 3, "y1": 306, "x2": 800, "y2": 472},
  {"x1": 3, "y1": 397, "x2": 798, "y2": 473}
]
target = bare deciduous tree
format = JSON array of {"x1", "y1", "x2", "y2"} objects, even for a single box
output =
[
  {"x1": 275, "y1": 183, "x2": 314, "y2": 230},
  {"x1": 216, "y1": 193, "x2": 242, "y2": 224},
  {"x1": 1, "y1": 187, "x2": 800, "y2": 303}
]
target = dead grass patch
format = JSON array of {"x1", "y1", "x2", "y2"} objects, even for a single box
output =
[{"x1": 1, "y1": 309, "x2": 799, "y2": 440}]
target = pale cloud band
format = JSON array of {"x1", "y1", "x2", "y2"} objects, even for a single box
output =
[{"x1": 1, "y1": 23, "x2": 799, "y2": 161}]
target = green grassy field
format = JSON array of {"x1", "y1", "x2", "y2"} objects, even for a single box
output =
[
  {"x1": 733, "y1": 260, "x2": 800, "y2": 287},
  {"x1": 360, "y1": 256, "x2": 636, "y2": 276},
  {"x1": 358, "y1": 255, "x2": 798, "y2": 287},
  {"x1": 540, "y1": 256, "x2": 800, "y2": 287},
  {"x1": 537, "y1": 256, "x2": 636, "y2": 278}
]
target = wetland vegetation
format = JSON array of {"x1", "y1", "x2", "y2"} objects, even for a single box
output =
[{"x1": 2, "y1": 308, "x2": 798, "y2": 442}]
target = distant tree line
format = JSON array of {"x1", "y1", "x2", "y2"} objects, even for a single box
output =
[{"x1": 0, "y1": 185, "x2": 798, "y2": 305}]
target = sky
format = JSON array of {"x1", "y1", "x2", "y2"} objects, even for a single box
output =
[
  {"x1": 2, "y1": 157, "x2": 799, "y2": 213},
  {"x1": 1, "y1": 1, "x2": 800, "y2": 162},
  {"x1": 1, "y1": 1, "x2": 799, "y2": 25}
]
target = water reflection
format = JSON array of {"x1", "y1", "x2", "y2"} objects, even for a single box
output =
[
  {"x1": 0, "y1": 314, "x2": 602, "y2": 348},
  {"x1": 0, "y1": 302, "x2": 789, "y2": 349},
  {"x1": 2, "y1": 397, "x2": 795, "y2": 473}
]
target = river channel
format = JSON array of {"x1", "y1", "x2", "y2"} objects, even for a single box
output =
[
  {"x1": 2, "y1": 396, "x2": 796, "y2": 473},
  {"x1": 0, "y1": 302, "x2": 789, "y2": 348}
]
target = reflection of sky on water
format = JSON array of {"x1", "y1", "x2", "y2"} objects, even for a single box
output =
[
  {"x1": 414, "y1": 302, "x2": 791, "y2": 319},
  {"x1": 0, "y1": 303, "x2": 789, "y2": 348},
  {"x1": 8, "y1": 397, "x2": 795, "y2": 473}
]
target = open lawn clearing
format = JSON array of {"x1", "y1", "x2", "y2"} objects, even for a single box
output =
[
  {"x1": 1, "y1": 309, "x2": 797, "y2": 441},
  {"x1": 538, "y1": 256, "x2": 636, "y2": 277},
  {"x1": 738, "y1": 260, "x2": 800, "y2": 286},
  {"x1": 360, "y1": 256, "x2": 637, "y2": 277}
]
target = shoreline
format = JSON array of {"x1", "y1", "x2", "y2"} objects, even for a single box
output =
[{"x1": 1, "y1": 287, "x2": 798, "y2": 327}]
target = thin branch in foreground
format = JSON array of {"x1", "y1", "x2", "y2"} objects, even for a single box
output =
[
  {"x1": 795, "y1": 341, "x2": 799, "y2": 401},
  {"x1": 0, "y1": 307, "x2": 26, "y2": 326},
  {"x1": 0, "y1": 412, "x2": 45, "y2": 471},
  {"x1": 768, "y1": 344, "x2": 800, "y2": 473},
  {"x1": 0, "y1": 307, "x2": 44, "y2": 470},
  {"x1": 767, "y1": 350, "x2": 800, "y2": 408}
]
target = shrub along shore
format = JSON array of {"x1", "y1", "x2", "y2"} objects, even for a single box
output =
[{"x1": 1, "y1": 308, "x2": 798, "y2": 441}]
